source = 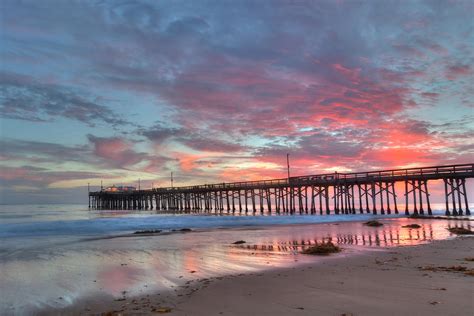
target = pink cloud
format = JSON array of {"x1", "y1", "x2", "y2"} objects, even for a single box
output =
[
  {"x1": 446, "y1": 64, "x2": 471, "y2": 80},
  {"x1": 88, "y1": 135, "x2": 148, "y2": 169}
]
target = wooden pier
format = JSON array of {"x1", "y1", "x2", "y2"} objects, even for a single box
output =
[{"x1": 89, "y1": 164, "x2": 473, "y2": 216}]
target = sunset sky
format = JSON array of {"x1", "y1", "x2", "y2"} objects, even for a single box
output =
[{"x1": 1, "y1": 0, "x2": 473, "y2": 204}]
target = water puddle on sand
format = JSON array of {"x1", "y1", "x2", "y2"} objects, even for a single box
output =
[{"x1": 0, "y1": 217, "x2": 471, "y2": 315}]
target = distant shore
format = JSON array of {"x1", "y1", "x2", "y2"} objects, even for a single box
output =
[{"x1": 41, "y1": 234, "x2": 473, "y2": 315}]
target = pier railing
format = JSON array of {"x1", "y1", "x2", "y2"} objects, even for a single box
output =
[
  {"x1": 143, "y1": 163, "x2": 473, "y2": 191},
  {"x1": 299, "y1": 164, "x2": 474, "y2": 182}
]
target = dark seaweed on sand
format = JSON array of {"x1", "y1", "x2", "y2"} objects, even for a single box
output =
[
  {"x1": 409, "y1": 214, "x2": 473, "y2": 221},
  {"x1": 302, "y1": 241, "x2": 341, "y2": 255},
  {"x1": 402, "y1": 224, "x2": 421, "y2": 229},
  {"x1": 364, "y1": 220, "x2": 383, "y2": 227},
  {"x1": 447, "y1": 227, "x2": 473, "y2": 235},
  {"x1": 171, "y1": 228, "x2": 193, "y2": 232},
  {"x1": 133, "y1": 229, "x2": 162, "y2": 234}
]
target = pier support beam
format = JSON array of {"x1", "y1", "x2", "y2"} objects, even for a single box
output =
[{"x1": 461, "y1": 179, "x2": 471, "y2": 215}]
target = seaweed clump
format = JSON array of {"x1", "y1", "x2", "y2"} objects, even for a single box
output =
[
  {"x1": 410, "y1": 214, "x2": 473, "y2": 221},
  {"x1": 172, "y1": 228, "x2": 193, "y2": 232},
  {"x1": 364, "y1": 220, "x2": 383, "y2": 227},
  {"x1": 151, "y1": 307, "x2": 172, "y2": 313},
  {"x1": 419, "y1": 265, "x2": 474, "y2": 276},
  {"x1": 302, "y1": 241, "x2": 341, "y2": 255},
  {"x1": 419, "y1": 265, "x2": 468, "y2": 272},
  {"x1": 133, "y1": 229, "x2": 162, "y2": 234},
  {"x1": 402, "y1": 224, "x2": 421, "y2": 229},
  {"x1": 447, "y1": 227, "x2": 474, "y2": 235}
]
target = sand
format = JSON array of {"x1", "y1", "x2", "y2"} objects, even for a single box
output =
[
  {"x1": 170, "y1": 237, "x2": 474, "y2": 316},
  {"x1": 52, "y1": 235, "x2": 473, "y2": 316}
]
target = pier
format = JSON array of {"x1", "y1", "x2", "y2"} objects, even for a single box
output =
[{"x1": 89, "y1": 164, "x2": 473, "y2": 216}]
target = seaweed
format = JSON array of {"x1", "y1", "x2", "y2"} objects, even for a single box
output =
[
  {"x1": 172, "y1": 228, "x2": 193, "y2": 232},
  {"x1": 364, "y1": 220, "x2": 383, "y2": 227},
  {"x1": 151, "y1": 307, "x2": 172, "y2": 313},
  {"x1": 302, "y1": 241, "x2": 341, "y2": 255},
  {"x1": 402, "y1": 224, "x2": 421, "y2": 229},
  {"x1": 447, "y1": 227, "x2": 473, "y2": 235},
  {"x1": 418, "y1": 265, "x2": 474, "y2": 276},
  {"x1": 133, "y1": 229, "x2": 161, "y2": 234},
  {"x1": 409, "y1": 214, "x2": 473, "y2": 221}
]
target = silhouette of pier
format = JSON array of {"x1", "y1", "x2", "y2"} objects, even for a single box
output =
[{"x1": 89, "y1": 164, "x2": 473, "y2": 216}]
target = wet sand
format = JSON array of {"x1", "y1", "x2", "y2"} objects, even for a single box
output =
[
  {"x1": 41, "y1": 222, "x2": 473, "y2": 316},
  {"x1": 171, "y1": 237, "x2": 474, "y2": 316}
]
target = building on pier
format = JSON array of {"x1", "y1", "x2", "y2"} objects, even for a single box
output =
[{"x1": 103, "y1": 185, "x2": 136, "y2": 192}]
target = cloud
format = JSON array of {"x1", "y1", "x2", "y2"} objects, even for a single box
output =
[
  {"x1": 0, "y1": 166, "x2": 102, "y2": 185},
  {"x1": 87, "y1": 135, "x2": 148, "y2": 169},
  {"x1": 0, "y1": 138, "x2": 89, "y2": 164},
  {"x1": 87, "y1": 134, "x2": 172, "y2": 171},
  {"x1": 138, "y1": 124, "x2": 181, "y2": 144},
  {"x1": 0, "y1": 165, "x2": 110, "y2": 204},
  {"x1": 0, "y1": 72, "x2": 129, "y2": 127},
  {"x1": 446, "y1": 64, "x2": 472, "y2": 80},
  {"x1": 138, "y1": 123, "x2": 244, "y2": 153}
]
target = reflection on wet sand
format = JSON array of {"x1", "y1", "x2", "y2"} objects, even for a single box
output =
[{"x1": 233, "y1": 221, "x2": 472, "y2": 253}]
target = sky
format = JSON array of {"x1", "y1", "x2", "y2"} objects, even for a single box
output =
[{"x1": 0, "y1": 0, "x2": 473, "y2": 204}]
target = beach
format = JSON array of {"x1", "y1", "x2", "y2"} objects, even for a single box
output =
[
  {"x1": 171, "y1": 237, "x2": 474, "y2": 316},
  {"x1": 1, "y1": 205, "x2": 466, "y2": 316},
  {"x1": 47, "y1": 235, "x2": 474, "y2": 316}
]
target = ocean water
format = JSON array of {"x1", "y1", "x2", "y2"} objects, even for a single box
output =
[
  {"x1": 0, "y1": 204, "x2": 411, "y2": 236},
  {"x1": 0, "y1": 204, "x2": 472, "y2": 315}
]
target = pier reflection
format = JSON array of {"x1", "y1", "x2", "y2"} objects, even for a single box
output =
[{"x1": 232, "y1": 221, "x2": 471, "y2": 254}]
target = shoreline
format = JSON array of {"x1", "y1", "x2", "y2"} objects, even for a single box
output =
[
  {"x1": 78, "y1": 214, "x2": 473, "y2": 242},
  {"x1": 38, "y1": 232, "x2": 473, "y2": 315}
]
